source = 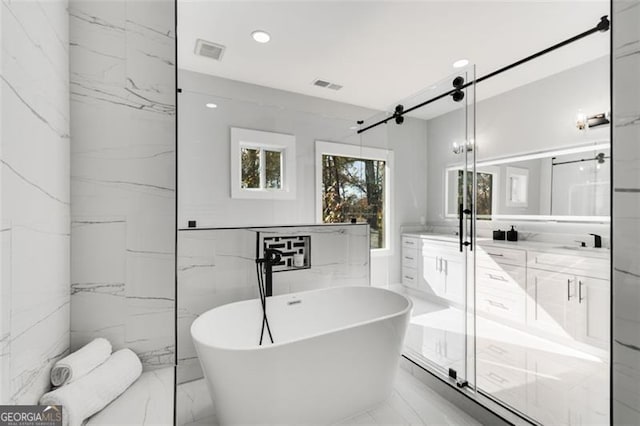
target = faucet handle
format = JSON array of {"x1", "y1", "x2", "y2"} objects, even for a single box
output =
[
  {"x1": 574, "y1": 240, "x2": 587, "y2": 248},
  {"x1": 588, "y1": 233, "x2": 602, "y2": 248}
]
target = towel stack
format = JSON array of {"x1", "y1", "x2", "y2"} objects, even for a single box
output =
[{"x1": 40, "y1": 338, "x2": 142, "y2": 426}]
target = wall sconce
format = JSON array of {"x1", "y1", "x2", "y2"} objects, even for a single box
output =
[
  {"x1": 576, "y1": 111, "x2": 610, "y2": 130},
  {"x1": 576, "y1": 111, "x2": 587, "y2": 130},
  {"x1": 452, "y1": 140, "x2": 474, "y2": 154}
]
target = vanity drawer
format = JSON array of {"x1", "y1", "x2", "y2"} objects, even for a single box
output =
[
  {"x1": 477, "y1": 338, "x2": 527, "y2": 368},
  {"x1": 477, "y1": 291, "x2": 525, "y2": 322},
  {"x1": 476, "y1": 264, "x2": 526, "y2": 293},
  {"x1": 477, "y1": 245, "x2": 526, "y2": 268},
  {"x1": 477, "y1": 353, "x2": 527, "y2": 408},
  {"x1": 402, "y1": 248, "x2": 418, "y2": 268},
  {"x1": 528, "y1": 251, "x2": 609, "y2": 279},
  {"x1": 402, "y1": 236, "x2": 420, "y2": 250},
  {"x1": 422, "y1": 240, "x2": 460, "y2": 258},
  {"x1": 402, "y1": 267, "x2": 418, "y2": 288}
]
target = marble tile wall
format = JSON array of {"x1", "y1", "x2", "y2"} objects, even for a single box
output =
[
  {"x1": 613, "y1": 0, "x2": 640, "y2": 423},
  {"x1": 177, "y1": 224, "x2": 370, "y2": 383},
  {"x1": 0, "y1": 0, "x2": 70, "y2": 404},
  {"x1": 69, "y1": 0, "x2": 176, "y2": 370}
]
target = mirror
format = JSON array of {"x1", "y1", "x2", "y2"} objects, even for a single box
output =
[{"x1": 445, "y1": 141, "x2": 610, "y2": 221}]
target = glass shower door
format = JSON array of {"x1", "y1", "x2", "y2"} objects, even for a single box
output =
[{"x1": 398, "y1": 65, "x2": 477, "y2": 389}]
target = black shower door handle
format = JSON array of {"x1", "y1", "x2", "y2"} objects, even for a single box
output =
[{"x1": 459, "y1": 203, "x2": 472, "y2": 252}]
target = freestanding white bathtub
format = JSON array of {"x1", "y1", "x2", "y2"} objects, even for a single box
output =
[{"x1": 191, "y1": 286, "x2": 412, "y2": 425}]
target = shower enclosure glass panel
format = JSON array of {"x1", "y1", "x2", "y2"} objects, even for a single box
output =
[
  {"x1": 472, "y1": 64, "x2": 611, "y2": 424},
  {"x1": 394, "y1": 66, "x2": 476, "y2": 388}
]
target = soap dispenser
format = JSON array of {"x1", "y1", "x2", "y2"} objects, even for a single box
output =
[{"x1": 507, "y1": 226, "x2": 518, "y2": 242}]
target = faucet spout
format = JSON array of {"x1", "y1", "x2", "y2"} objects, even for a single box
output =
[{"x1": 589, "y1": 233, "x2": 602, "y2": 248}]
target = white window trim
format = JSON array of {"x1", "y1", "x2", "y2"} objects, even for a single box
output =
[
  {"x1": 230, "y1": 127, "x2": 296, "y2": 200},
  {"x1": 444, "y1": 165, "x2": 500, "y2": 220},
  {"x1": 315, "y1": 140, "x2": 394, "y2": 256}
]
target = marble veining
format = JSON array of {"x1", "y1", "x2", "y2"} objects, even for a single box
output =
[
  {"x1": 1, "y1": 0, "x2": 70, "y2": 404},
  {"x1": 69, "y1": 0, "x2": 176, "y2": 370},
  {"x1": 613, "y1": 0, "x2": 640, "y2": 422}
]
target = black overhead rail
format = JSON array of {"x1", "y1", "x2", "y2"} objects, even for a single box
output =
[{"x1": 357, "y1": 16, "x2": 610, "y2": 135}]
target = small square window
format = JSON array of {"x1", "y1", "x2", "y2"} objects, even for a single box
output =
[{"x1": 230, "y1": 128, "x2": 295, "y2": 200}]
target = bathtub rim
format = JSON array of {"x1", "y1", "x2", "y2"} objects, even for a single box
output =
[{"x1": 190, "y1": 285, "x2": 413, "y2": 352}]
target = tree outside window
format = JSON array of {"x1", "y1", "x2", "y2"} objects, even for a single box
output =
[
  {"x1": 321, "y1": 155, "x2": 386, "y2": 249},
  {"x1": 240, "y1": 148, "x2": 282, "y2": 190},
  {"x1": 457, "y1": 170, "x2": 493, "y2": 217}
]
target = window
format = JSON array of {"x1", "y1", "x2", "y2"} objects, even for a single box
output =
[
  {"x1": 446, "y1": 167, "x2": 497, "y2": 219},
  {"x1": 240, "y1": 147, "x2": 282, "y2": 189},
  {"x1": 231, "y1": 128, "x2": 295, "y2": 199},
  {"x1": 315, "y1": 141, "x2": 393, "y2": 252}
]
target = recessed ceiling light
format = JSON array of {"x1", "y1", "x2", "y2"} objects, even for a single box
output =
[
  {"x1": 251, "y1": 30, "x2": 271, "y2": 43},
  {"x1": 205, "y1": 103, "x2": 217, "y2": 109},
  {"x1": 453, "y1": 59, "x2": 469, "y2": 68},
  {"x1": 349, "y1": 126, "x2": 359, "y2": 130}
]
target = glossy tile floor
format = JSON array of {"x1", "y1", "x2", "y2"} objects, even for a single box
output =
[
  {"x1": 404, "y1": 294, "x2": 609, "y2": 425},
  {"x1": 176, "y1": 366, "x2": 480, "y2": 426}
]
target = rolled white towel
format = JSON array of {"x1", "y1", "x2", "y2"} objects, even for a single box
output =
[
  {"x1": 40, "y1": 348, "x2": 142, "y2": 426},
  {"x1": 51, "y1": 338, "x2": 112, "y2": 386}
]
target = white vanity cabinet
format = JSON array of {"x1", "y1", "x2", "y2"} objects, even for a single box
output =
[
  {"x1": 476, "y1": 245, "x2": 527, "y2": 323},
  {"x1": 401, "y1": 236, "x2": 420, "y2": 289},
  {"x1": 400, "y1": 234, "x2": 609, "y2": 350},
  {"x1": 420, "y1": 239, "x2": 464, "y2": 304},
  {"x1": 400, "y1": 235, "x2": 464, "y2": 304},
  {"x1": 526, "y1": 251, "x2": 609, "y2": 349}
]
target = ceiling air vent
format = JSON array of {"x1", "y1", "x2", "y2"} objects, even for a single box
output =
[
  {"x1": 312, "y1": 79, "x2": 342, "y2": 91},
  {"x1": 195, "y1": 39, "x2": 225, "y2": 61}
]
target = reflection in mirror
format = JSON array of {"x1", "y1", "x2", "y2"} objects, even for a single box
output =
[{"x1": 445, "y1": 142, "x2": 610, "y2": 221}]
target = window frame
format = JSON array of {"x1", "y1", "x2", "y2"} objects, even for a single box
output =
[
  {"x1": 315, "y1": 140, "x2": 394, "y2": 256},
  {"x1": 230, "y1": 127, "x2": 296, "y2": 200},
  {"x1": 445, "y1": 165, "x2": 499, "y2": 220}
]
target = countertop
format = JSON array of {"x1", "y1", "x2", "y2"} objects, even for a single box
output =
[{"x1": 402, "y1": 232, "x2": 610, "y2": 260}]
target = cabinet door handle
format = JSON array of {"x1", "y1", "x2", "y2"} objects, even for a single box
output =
[
  {"x1": 488, "y1": 344, "x2": 507, "y2": 355},
  {"x1": 488, "y1": 300, "x2": 508, "y2": 310},
  {"x1": 567, "y1": 278, "x2": 573, "y2": 301},
  {"x1": 404, "y1": 256, "x2": 414, "y2": 260},
  {"x1": 404, "y1": 275, "x2": 413, "y2": 280},
  {"x1": 488, "y1": 253, "x2": 504, "y2": 257},
  {"x1": 443, "y1": 259, "x2": 448, "y2": 275},
  {"x1": 488, "y1": 273, "x2": 507, "y2": 282},
  {"x1": 435, "y1": 257, "x2": 440, "y2": 272},
  {"x1": 579, "y1": 280, "x2": 584, "y2": 303}
]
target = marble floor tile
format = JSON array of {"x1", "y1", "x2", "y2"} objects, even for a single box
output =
[
  {"x1": 403, "y1": 292, "x2": 609, "y2": 426},
  {"x1": 176, "y1": 366, "x2": 480, "y2": 426}
]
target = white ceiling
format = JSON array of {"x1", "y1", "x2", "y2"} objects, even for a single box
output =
[{"x1": 177, "y1": 1, "x2": 609, "y2": 118}]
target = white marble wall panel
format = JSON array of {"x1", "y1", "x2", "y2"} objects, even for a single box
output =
[
  {"x1": 177, "y1": 224, "x2": 370, "y2": 384},
  {"x1": 1, "y1": 0, "x2": 70, "y2": 404},
  {"x1": 69, "y1": 0, "x2": 175, "y2": 370},
  {"x1": 613, "y1": 0, "x2": 640, "y2": 422}
]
